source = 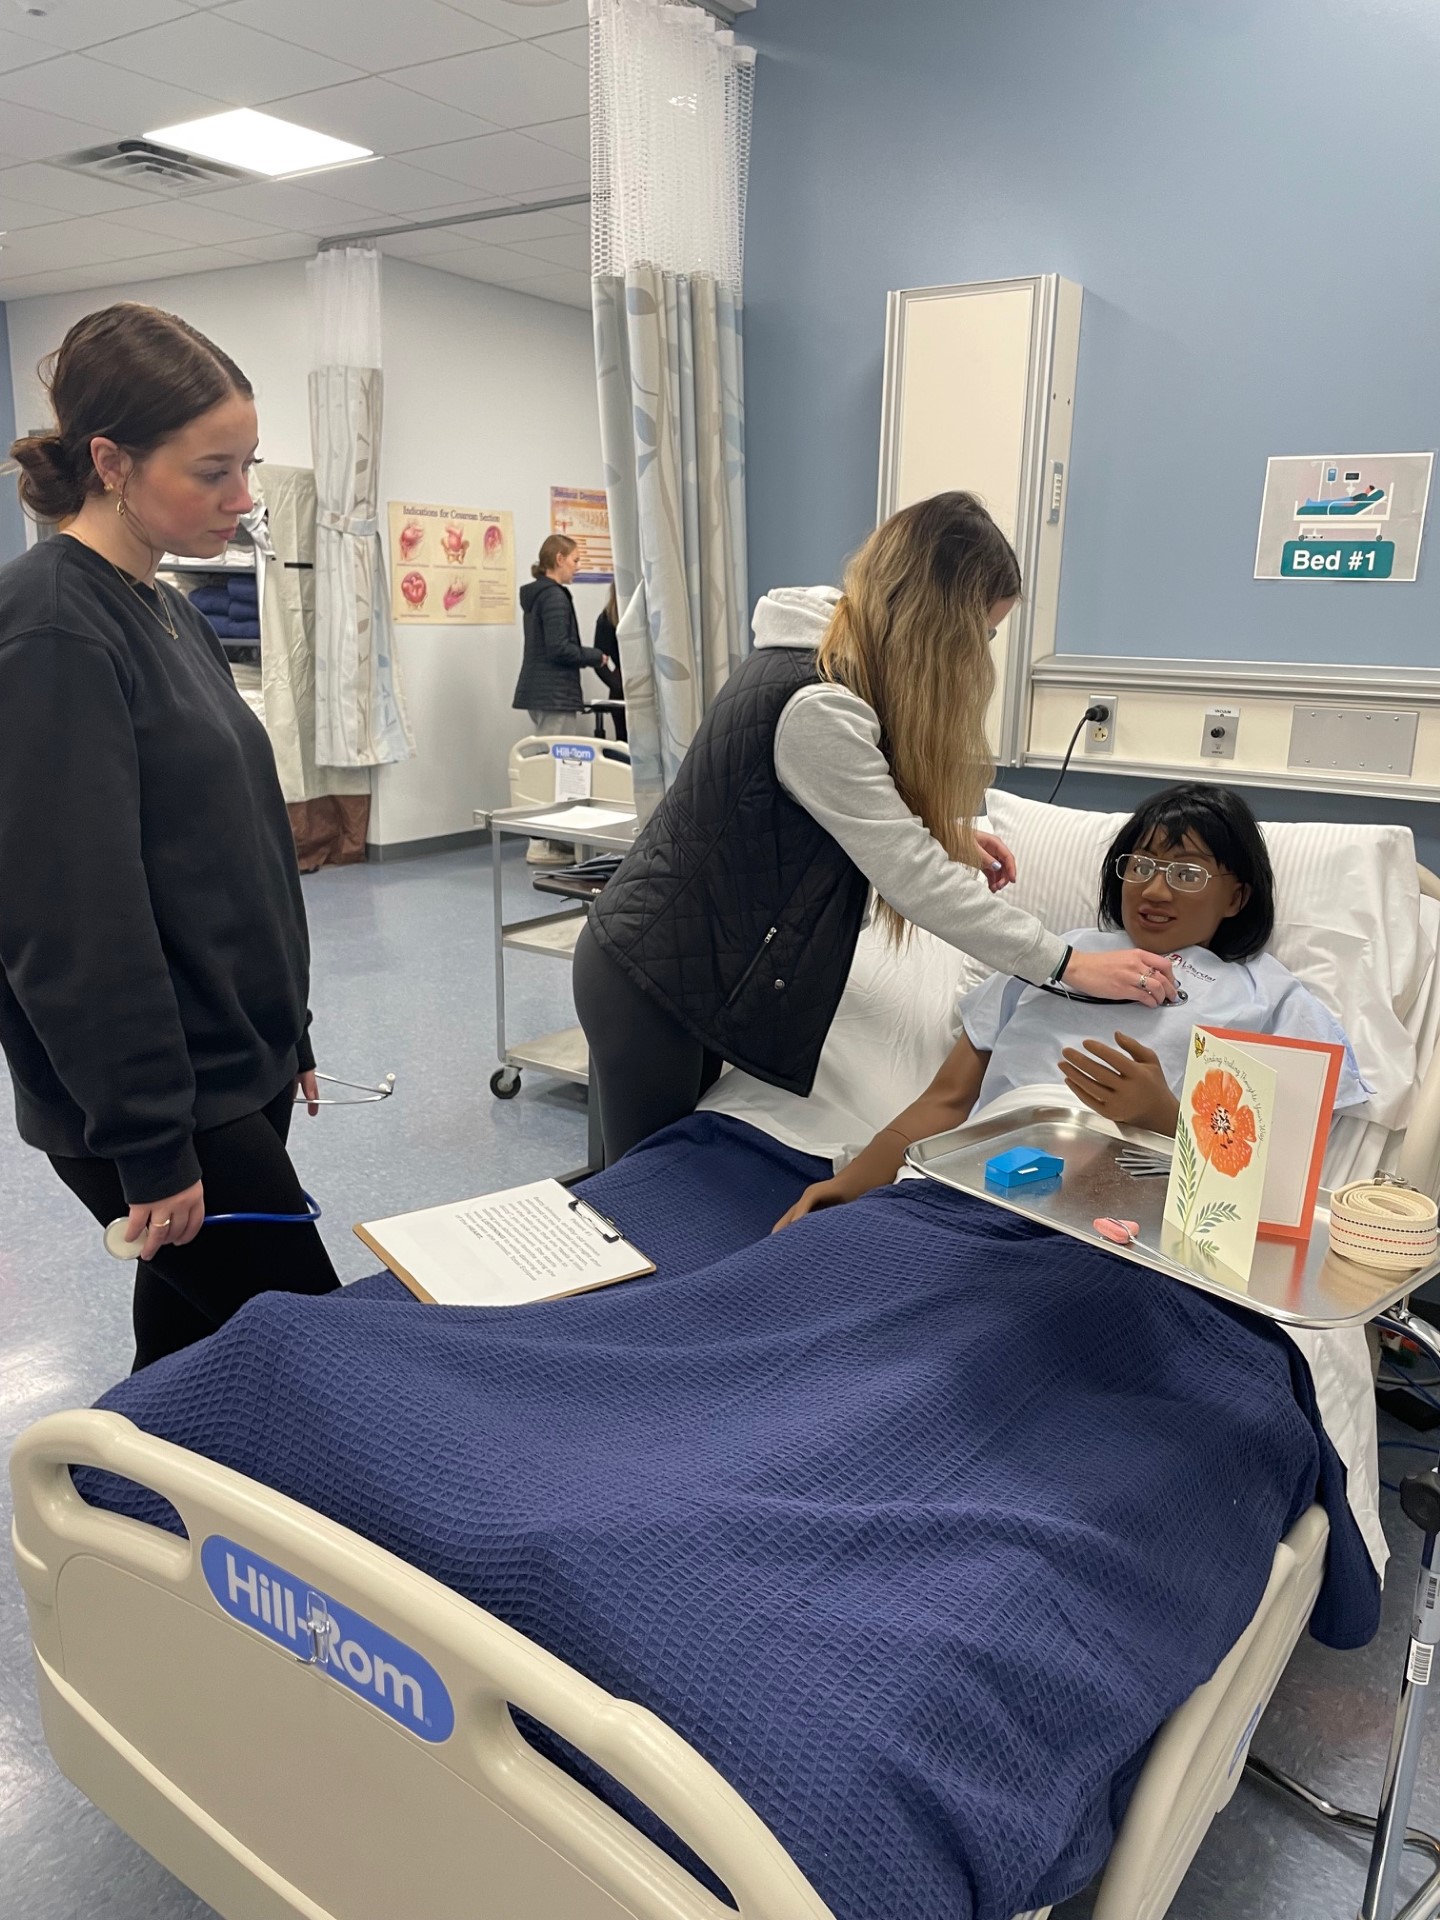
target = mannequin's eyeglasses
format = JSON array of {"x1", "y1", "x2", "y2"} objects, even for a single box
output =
[{"x1": 1114, "y1": 854, "x2": 1212, "y2": 893}]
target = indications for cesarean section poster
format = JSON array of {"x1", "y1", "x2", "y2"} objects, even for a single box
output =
[
  {"x1": 550, "y1": 485, "x2": 612, "y2": 583},
  {"x1": 388, "y1": 503, "x2": 515, "y2": 624},
  {"x1": 1254, "y1": 453, "x2": 1433, "y2": 582}
]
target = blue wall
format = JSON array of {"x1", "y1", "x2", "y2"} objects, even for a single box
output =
[
  {"x1": 740, "y1": 0, "x2": 1440, "y2": 668},
  {"x1": 0, "y1": 304, "x2": 25, "y2": 564}
]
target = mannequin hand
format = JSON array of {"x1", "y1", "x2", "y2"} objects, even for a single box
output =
[
  {"x1": 1062, "y1": 948, "x2": 1177, "y2": 1006},
  {"x1": 1058, "y1": 1033, "x2": 1180, "y2": 1133},
  {"x1": 297, "y1": 1069, "x2": 320, "y2": 1117},
  {"x1": 125, "y1": 1181, "x2": 206, "y2": 1261},
  {"x1": 773, "y1": 1165, "x2": 872, "y2": 1232},
  {"x1": 972, "y1": 831, "x2": 1016, "y2": 893}
]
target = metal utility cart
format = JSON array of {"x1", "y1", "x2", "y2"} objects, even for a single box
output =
[{"x1": 478, "y1": 802, "x2": 638, "y2": 1147}]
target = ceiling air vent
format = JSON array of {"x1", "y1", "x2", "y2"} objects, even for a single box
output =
[{"x1": 56, "y1": 140, "x2": 257, "y2": 196}]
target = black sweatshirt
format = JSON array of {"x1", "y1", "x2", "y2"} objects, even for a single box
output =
[{"x1": 0, "y1": 537, "x2": 314, "y2": 1204}]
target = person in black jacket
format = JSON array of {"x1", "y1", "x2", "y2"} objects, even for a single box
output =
[
  {"x1": 592, "y1": 584, "x2": 626, "y2": 741},
  {"x1": 513, "y1": 534, "x2": 608, "y2": 730},
  {"x1": 514, "y1": 534, "x2": 613, "y2": 861},
  {"x1": 1, "y1": 303, "x2": 339, "y2": 1370}
]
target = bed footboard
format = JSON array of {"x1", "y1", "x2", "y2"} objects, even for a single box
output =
[{"x1": 10, "y1": 1410, "x2": 834, "y2": 1920}]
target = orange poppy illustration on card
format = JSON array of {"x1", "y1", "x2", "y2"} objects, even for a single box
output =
[{"x1": 1189, "y1": 1069, "x2": 1257, "y2": 1178}]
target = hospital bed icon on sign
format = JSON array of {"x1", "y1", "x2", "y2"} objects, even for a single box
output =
[{"x1": 1295, "y1": 466, "x2": 1388, "y2": 519}]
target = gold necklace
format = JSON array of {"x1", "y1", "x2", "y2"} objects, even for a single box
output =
[{"x1": 63, "y1": 531, "x2": 180, "y2": 640}]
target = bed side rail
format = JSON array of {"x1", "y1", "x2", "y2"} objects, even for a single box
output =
[{"x1": 11, "y1": 1409, "x2": 834, "y2": 1920}]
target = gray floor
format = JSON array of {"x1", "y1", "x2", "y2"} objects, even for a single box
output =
[{"x1": 2, "y1": 844, "x2": 1438, "y2": 1920}]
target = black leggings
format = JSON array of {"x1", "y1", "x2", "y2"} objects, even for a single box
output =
[
  {"x1": 573, "y1": 923, "x2": 723, "y2": 1163},
  {"x1": 50, "y1": 1084, "x2": 340, "y2": 1372}
]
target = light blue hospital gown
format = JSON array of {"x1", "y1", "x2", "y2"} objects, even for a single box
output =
[{"x1": 961, "y1": 929, "x2": 1369, "y2": 1114}]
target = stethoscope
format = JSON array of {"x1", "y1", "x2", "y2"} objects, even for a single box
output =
[{"x1": 103, "y1": 1071, "x2": 394, "y2": 1260}]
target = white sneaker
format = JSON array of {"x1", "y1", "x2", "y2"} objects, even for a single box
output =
[{"x1": 525, "y1": 840, "x2": 576, "y2": 867}]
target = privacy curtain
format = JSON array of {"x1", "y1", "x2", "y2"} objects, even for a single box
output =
[
  {"x1": 248, "y1": 465, "x2": 370, "y2": 867},
  {"x1": 590, "y1": 0, "x2": 755, "y2": 812},
  {"x1": 307, "y1": 244, "x2": 414, "y2": 770}
]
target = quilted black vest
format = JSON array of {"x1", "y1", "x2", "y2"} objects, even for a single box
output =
[{"x1": 588, "y1": 647, "x2": 871, "y2": 1095}]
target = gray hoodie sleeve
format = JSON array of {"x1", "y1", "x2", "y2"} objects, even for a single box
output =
[{"x1": 772, "y1": 682, "x2": 1067, "y2": 984}]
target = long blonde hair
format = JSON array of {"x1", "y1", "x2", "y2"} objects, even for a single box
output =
[{"x1": 817, "y1": 491, "x2": 1020, "y2": 941}]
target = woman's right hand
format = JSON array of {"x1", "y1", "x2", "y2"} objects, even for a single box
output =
[
  {"x1": 773, "y1": 1167, "x2": 869, "y2": 1232},
  {"x1": 125, "y1": 1180, "x2": 205, "y2": 1261},
  {"x1": 1062, "y1": 948, "x2": 1177, "y2": 1007}
]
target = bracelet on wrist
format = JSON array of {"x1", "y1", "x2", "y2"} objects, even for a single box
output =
[{"x1": 1048, "y1": 944, "x2": 1073, "y2": 985}]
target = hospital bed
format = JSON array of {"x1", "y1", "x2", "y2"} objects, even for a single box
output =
[{"x1": 10, "y1": 797, "x2": 1440, "y2": 1920}]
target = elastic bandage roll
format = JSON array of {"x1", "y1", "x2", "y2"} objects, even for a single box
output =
[{"x1": 1329, "y1": 1179, "x2": 1439, "y2": 1272}]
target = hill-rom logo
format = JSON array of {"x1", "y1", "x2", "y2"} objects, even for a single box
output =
[{"x1": 200, "y1": 1536, "x2": 455, "y2": 1744}]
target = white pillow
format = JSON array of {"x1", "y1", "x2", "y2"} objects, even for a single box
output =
[{"x1": 986, "y1": 787, "x2": 1431, "y2": 1128}]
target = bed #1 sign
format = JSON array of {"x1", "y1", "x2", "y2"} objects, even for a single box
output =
[
  {"x1": 388, "y1": 502, "x2": 515, "y2": 625},
  {"x1": 550, "y1": 486, "x2": 612, "y2": 584},
  {"x1": 1254, "y1": 453, "x2": 1433, "y2": 582}
]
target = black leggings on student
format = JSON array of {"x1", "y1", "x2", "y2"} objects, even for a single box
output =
[
  {"x1": 573, "y1": 923, "x2": 724, "y2": 1163},
  {"x1": 50, "y1": 1083, "x2": 340, "y2": 1372}
]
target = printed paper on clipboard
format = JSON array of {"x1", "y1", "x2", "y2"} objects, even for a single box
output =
[
  {"x1": 355, "y1": 1180, "x2": 654, "y2": 1307},
  {"x1": 1204, "y1": 1026, "x2": 1344, "y2": 1241}
]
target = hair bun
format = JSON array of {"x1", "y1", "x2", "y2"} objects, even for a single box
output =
[{"x1": 10, "y1": 429, "x2": 87, "y2": 521}]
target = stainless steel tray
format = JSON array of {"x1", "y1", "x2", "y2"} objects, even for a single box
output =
[{"x1": 906, "y1": 1100, "x2": 1439, "y2": 1329}]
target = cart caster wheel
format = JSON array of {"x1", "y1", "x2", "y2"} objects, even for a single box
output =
[{"x1": 490, "y1": 1069, "x2": 522, "y2": 1100}]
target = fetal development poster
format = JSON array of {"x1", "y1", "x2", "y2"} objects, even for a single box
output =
[{"x1": 387, "y1": 503, "x2": 514, "y2": 625}]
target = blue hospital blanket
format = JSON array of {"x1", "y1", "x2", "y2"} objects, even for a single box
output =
[{"x1": 83, "y1": 1114, "x2": 1379, "y2": 1920}]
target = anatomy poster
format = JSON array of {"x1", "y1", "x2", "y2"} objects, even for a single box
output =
[
  {"x1": 549, "y1": 486, "x2": 612, "y2": 583},
  {"x1": 388, "y1": 503, "x2": 515, "y2": 625},
  {"x1": 1254, "y1": 453, "x2": 1433, "y2": 582}
]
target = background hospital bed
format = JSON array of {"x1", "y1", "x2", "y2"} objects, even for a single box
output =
[{"x1": 10, "y1": 800, "x2": 1440, "y2": 1920}]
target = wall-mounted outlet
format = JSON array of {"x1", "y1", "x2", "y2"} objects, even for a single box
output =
[
  {"x1": 1084, "y1": 692, "x2": 1118, "y2": 756},
  {"x1": 1202, "y1": 707, "x2": 1239, "y2": 760}
]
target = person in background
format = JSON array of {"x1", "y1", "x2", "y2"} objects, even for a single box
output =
[
  {"x1": 0, "y1": 302, "x2": 340, "y2": 1371},
  {"x1": 514, "y1": 533, "x2": 611, "y2": 865},
  {"x1": 592, "y1": 583, "x2": 626, "y2": 742}
]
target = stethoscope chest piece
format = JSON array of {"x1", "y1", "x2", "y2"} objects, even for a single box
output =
[{"x1": 104, "y1": 1218, "x2": 145, "y2": 1260}]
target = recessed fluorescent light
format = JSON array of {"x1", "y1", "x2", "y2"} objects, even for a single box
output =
[{"x1": 143, "y1": 109, "x2": 372, "y2": 180}]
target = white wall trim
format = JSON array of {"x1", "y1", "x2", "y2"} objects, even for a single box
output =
[{"x1": 1030, "y1": 650, "x2": 1440, "y2": 705}]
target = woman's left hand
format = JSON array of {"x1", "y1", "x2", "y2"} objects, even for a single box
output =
[
  {"x1": 297, "y1": 1069, "x2": 320, "y2": 1117},
  {"x1": 1058, "y1": 1032, "x2": 1180, "y2": 1134},
  {"x1": 972, "y1": 831, "x2": 1016, "y2": 893}
]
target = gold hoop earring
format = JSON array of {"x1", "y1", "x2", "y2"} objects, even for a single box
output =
[{"x1": 116, "y1": 493, "x2": 128, "y2": 518}]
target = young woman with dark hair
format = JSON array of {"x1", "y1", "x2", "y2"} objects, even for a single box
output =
[
  {"x1": 776, "y1": 783, "x2": 1366, "y2": 1227},
  {"x1": 0, "y1": 302, "x2": 339, "y2": 1369}
]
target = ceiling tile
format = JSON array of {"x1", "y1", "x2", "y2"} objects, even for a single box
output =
[
  {"x1": 0, "y1": 213, "x2": 190, "y2": 272},
  {"x1": 0, "y1": 31, "x2": 59, "y2": 74},
  {"x1": 375, "y1": 227, "x2": 484, "y2": 262},
  {"x1": 0, "y1": 99, "x2": 114, "y2": 163},
  {"x1": 297, "y1": 156, "x2": 484, "y2": 216},
  {"x1": 0, "y1": 160, "x2": 159, "y2": 214},
  {"x1": 98, "y1": 13, "x2": 365, "y2": 107},
  {"x1": 264, "y1": 78, "x2": 498, "y2": 158},
  {"x1": 3, "y1": 0, "x2": 194, "y2": 54},
  {"x1": 523, "y1": 114, "x2": 588, "y2": 159},
  {"x1": 0, "y1": 183, "x2": 81, "y2": 232},
  {"x1": 397, "y1": 39, "x2": 588, "y2": 126},
  {"x1": 532, "y1": 26, "x2": 588, "y2": 67},
  {"x1": 505, "y1": 229, "x2": 587, "y2": 270},
  {"x1": 224, "y1": 0, "x2": 511, "y2": 71},
  {"x1": 197, "y1": 178, "x2": 379, "y2": 234},
  {"x1": 120, "y1": 245, "x2": 268, "y2": 282},
  {"x1": 0, "y1": 53, "x2": 226, "y2": 134},
  {"x1": 108, "y1": 199, "x2": 286, "y2": 246},
  {"x1": 407, "y1": 128, "x2": 587, "y2": 196},
  {"x1": 224, "y1": 231, "x2": 320, "y2": 261},
  {"x1": 441, "y1": 0, "x2": 589, "y2": 38},
  {"x1": 465, "y1": 206, "x2": 581, "y2": 245}
]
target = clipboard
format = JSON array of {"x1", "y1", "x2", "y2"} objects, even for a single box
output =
[{"x1": 355, "y1": 1180, "x2": 654, "y2": 1307}]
